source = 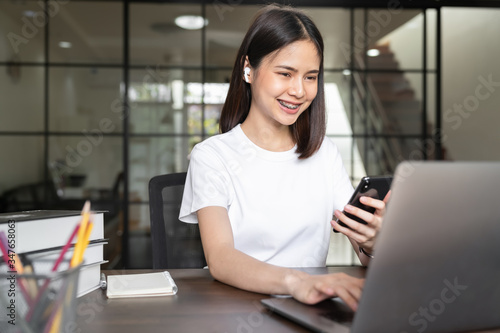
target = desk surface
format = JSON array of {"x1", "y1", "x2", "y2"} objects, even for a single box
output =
[{"x1": 76, "y1": 267, "x2": 500, "y2": 333}]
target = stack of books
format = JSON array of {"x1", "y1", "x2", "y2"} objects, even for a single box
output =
[{"x1": 0, "y1": 205, "x2": 107, "y2": 297}]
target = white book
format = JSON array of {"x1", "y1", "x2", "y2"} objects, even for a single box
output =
[
  {"x1": 78, "y1": 260, "x2": 108, "y2": 297},
  {"x1": 0, "y1": 210, "x2": 106, "y2": 298},
  {"x1": 13, "y1": 240, "x2": 108, "y2": 298},
  {"x1": 106, "y1": 271, "x2": 178, "y2": 298},
  {"x1": 26, "y1": 240, "x2": 106, "y2": 266},
  {"x1": 0, "y1": 210, "x2": 104, "y2": 254}
]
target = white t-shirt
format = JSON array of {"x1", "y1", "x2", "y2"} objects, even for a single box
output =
[{"x1": 179, "y1": 124, "x2": 353, "y2": 267}]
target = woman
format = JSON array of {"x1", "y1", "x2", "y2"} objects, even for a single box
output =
[{"x1": 179, "y1": 4, "x2": 387, "y2": 311}]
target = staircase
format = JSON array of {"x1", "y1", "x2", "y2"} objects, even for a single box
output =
[
  {"x1": 366, "y1": 44, "x2": 423, "y2": 136},
  {"x1": 346, "y1": 43, "x2": 442, "y2": 175}
]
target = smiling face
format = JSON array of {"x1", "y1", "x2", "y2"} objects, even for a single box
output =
[{"x1": 246, "y1": 40, "x2": 321, "y2": 129}]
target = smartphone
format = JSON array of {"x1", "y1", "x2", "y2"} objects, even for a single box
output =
[{"x1": 333, "y1": 176, "x2": 393, "y2": 232}]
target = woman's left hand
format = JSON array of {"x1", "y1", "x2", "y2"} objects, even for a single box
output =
[{"x1": 332, "y1": 191, "x2": 391, "y2": 254}]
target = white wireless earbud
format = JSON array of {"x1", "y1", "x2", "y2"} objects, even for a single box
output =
[{"x1": 243, "y1": 67, "x2": 251, "y2": 83}]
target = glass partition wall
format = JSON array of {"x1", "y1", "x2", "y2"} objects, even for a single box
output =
[{"x1": 0, "y1": 1, "x2": 440, "y2": 267}]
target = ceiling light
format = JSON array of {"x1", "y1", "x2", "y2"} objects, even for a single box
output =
[
  {"x1": 342, "y1": 69, "x2": 351, "y2": 76},
  {"x1": 174, "y1": 15, "x2": 208, "y2": 30},
  {"x1": 23, "y1": 10, "x2": 37, "y2": 18},
  {"x1": 367, "y1": 49, "x2": 380, "y2": 57},
  {"x1": 59, "y1": 41, "x2": 72, "y2": 49}
]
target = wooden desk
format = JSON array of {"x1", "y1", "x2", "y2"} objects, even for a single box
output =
[
  {"x1": 75, "y1": 267, "x2": 500, "y2": 333},
  {"x1": 75, "y1": 267, "x2": 361, "y2": 332}
]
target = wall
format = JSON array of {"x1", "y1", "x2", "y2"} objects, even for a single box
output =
[{"x1": 441, "y1": 8, "x2": 500, "y2": 161}]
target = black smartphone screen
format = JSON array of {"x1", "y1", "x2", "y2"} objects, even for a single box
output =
[{"x1": 333, "y1": 176, "x2": 392, "y2": 232}]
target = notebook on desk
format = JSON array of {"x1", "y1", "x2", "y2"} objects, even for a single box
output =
[{"x1": 262, "y1": 161, "x2": 500, "y2": 333}]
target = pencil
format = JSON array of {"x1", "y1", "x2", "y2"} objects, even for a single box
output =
[
  {"x1": 20, "y1": 255, "x2": 39, "y2": 299},
  {"x1": 70, "y1": 201, "x2": 91, "y2": 267},
  {"x1": 0, "y1": 231, "x2": 33, "y2": 305},
  {"x1": 25, "y1": 223, "x2": 81, "y2": 322},
  {"x1": 0, "y1": 231, "x2": 24, "y2": 273},
  {"x1": 74, "y1": 219, "x2": 93, "y2": 266},
  {"x1": 53, "y1": 224, "x2": 80, "y2": 271},
  {"x1": 26, "y1": 205, "x2": 85, "y2": 322},
  {"x1": 0, "y1": 231, "x2": 12, "y2": 268},
  {"x1": 44, "y1": 304, "x2": 63, "y2": 333}
]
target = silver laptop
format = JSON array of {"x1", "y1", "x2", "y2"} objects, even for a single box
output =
[{"x1": 262, "y1": 161, "x2": 500, "y2": 333}]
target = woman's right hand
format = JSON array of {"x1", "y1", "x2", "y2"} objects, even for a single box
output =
[
  {"x1": 285, "y1": 272, "x2": 364, "y2": 311},
  {"x1": 198, "y1": 206, "x2": 364, "y2": 311}
]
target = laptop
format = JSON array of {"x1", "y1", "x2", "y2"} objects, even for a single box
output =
[{"x1": 261, "y1": 161, "x2": 500, "y2": 333}]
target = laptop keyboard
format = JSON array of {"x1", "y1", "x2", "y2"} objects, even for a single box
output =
[{"x1": 319, "y1": 299, "x2": 354, "y2": 325}]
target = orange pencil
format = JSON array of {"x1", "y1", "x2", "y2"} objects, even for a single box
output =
[{"x1": 0, "y1": 232, "x2": 33, "y2": 305}]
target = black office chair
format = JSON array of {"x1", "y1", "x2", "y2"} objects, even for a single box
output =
[{"x1": 148, "y1": 172, "x2": 207, "y2": 269}]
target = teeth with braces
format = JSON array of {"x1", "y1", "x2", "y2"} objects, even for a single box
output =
[{"x1": 279, "y1": 100, "x2": 300, "y2": 109}]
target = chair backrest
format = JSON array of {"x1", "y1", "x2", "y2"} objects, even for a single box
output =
[{"x1": 149, "y1": 172, "x2": 206, "y2": 269}]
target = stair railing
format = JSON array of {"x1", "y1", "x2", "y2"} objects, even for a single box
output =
[{"x1": 345, "y1": 54, "x2": 405, "y2": 173}]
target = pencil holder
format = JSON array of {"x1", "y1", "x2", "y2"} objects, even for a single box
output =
[{"x1": 0, "y1": 258, "x2": 81, "y2": 333}]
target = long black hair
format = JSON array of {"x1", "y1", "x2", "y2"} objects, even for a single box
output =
[{"x1": 219, "y1": 4, "x2": 326, "y2": 159}]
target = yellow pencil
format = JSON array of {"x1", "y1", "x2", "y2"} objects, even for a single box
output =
[
  {"x1": 75, "y1": 221, "x2": 93, "y2": 266},
  {"x1": 70, "y1": 201, "x2": 91, "y2": 267},
  {"x1": 23, "y1": 265, "x2": 38, "y2": 299},
  {"x1": 47, "y1": 306, "x2": 62, "y2": 333}
]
